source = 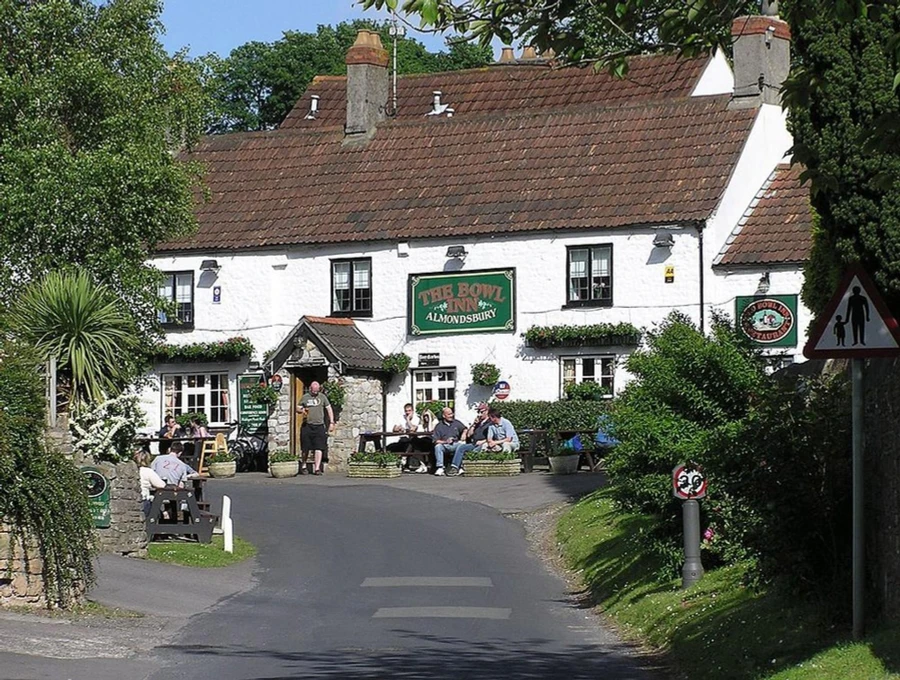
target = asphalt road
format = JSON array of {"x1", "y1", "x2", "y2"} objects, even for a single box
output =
[{"x1": 143, "y1": 479, "x2": 656, "y2": 680}]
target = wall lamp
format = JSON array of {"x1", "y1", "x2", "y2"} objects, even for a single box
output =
[
  {"x1": 200, "y1": 259, "x2": 220, "y2": 272},
  {"x1": 652, "y1": 231, "x2": 674, "y2": 249},
  {"x1": 757, "y1": 271, "x2": 771, "y2": 295},
  {"x1": 445, "y1": 245, "x2": 468, "y2": 259}
]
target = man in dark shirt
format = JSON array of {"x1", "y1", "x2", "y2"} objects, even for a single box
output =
[
  {"x1": 432, "y1": 406, "x2": 467, "y2": 476},
  {"x1": 448, "y1": 402, "x2": 490, "y2": 476}
]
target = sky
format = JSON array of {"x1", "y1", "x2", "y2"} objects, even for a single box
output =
[{"x1": 158, "y1": 0, "x2": 451, "y2": 58}]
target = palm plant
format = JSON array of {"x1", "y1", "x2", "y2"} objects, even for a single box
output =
[{"x1": 11, "y1": 270, "x2": 140, "y2": 411}]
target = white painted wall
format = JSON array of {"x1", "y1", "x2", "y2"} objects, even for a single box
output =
[{"x1": 691, "y1": 49, "x2": 735, "y2": 97}]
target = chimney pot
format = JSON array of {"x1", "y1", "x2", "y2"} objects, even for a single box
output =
[
  {"x1": 520, "y1": 46, "x2": 538, "y2": 61},
  {"x1": 499, "y1": 46, "x2": 515, "y2": 63}
]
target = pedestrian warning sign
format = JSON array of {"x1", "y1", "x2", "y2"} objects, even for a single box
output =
[{"x1": 804, "y1": 266, "x2": 900, "y2": 359}]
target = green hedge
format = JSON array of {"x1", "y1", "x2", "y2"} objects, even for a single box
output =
[{"x1": 491, "y1": 399, "x2": 609, "y2": 433}]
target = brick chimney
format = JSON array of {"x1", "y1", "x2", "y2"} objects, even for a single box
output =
[
  {"x1": 344, "y1": 30, "x2": 389, "y2": 142},
  {"x1": 729, "y1": 13, "x2": 791, "y2": 109}
]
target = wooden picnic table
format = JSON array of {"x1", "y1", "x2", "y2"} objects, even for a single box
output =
[
  {"x1": 519, "y1": 429, "x2": 608, "y2": 473},
  {"x1": 145, "y1": 478, "x2": 216, "y2": 544}
]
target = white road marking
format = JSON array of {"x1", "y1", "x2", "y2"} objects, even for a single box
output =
[
  {"x1": 373, "y1": 607, "x2": 511, "y2": 619},
  {"x1": 361, "y1": 577, "x2": 493, "y2": 588}
]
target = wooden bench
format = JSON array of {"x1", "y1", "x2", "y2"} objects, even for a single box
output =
[{"x1": 145, "y1": 487, "x2": 218, "y2": 544}]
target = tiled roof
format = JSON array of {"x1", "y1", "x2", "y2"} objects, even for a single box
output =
[
  {"x1": 161, "y1": 88, "x2": 757, "y2": 252},
  {"x1": 282, "y1": 54, "x2": 710, "y2": 130},
  {"x1": 305, "y1": 317, "x2": 384, "y2": 372},
  {"x1": 716, "y1": 163, "x2": 812, "y2": 266}
]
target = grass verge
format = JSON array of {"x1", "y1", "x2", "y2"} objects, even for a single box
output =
[
  {"x1": 1, "y1": 600, "x2": 142, "y2": 619},
  {"x1": 557, "y1": 489, "x2": 900, "y2": 680},
  {"x1": 147, "y1": 535, "x2": 256, "y2": 567}
]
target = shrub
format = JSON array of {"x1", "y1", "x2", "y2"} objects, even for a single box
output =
[
  {"x1": 0, "y1": 337, "x2": 96, "y2": 608},
  {"x1": 524, "y1": 322, "x2": 641, "y2": 348},
  {"x1": 470, "y1": 362, "x2": 500, "y2": 386},
  {"x1": 70, "y1": 393, "x2": 146, "y2": 464},
  {"x1": 175, "y1": 411, "x2": 208, "y2": 429},
  {"x1": 268, "y1": 449, "x2": 296, "y2": 463},
  {"x1": 465, "y1": 448, "x2": 518, "y2": 462},
  {"x1": 494, "y1": 399, "x2": 609, "y2": 433},
  {"x1": 564, "y1": 380, "x2": 609, "y2": 401},
  {"x1": 416, "y1": 400, "x2": 448, "y2": 418},
  {"x1": 248, "y1": 383, "x2": 279, "y2": 406},
  {"x1": 154, "y1": 336, "x2": 254, "y2": 363},
  {"x1": 322, "y1": 379, "x2": 345, "y2": 410},
  {"x1": 382, "y1": 353, "x2": 411, "y2": 375},
  {"x1": 351, "y1": 451, "x2": 400, "y2": 467}
]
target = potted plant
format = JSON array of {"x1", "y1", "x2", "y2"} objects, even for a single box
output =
[
  {"x1": 461, "y1": 448, "x2": 520, "y2": 477},
  {"x1": 470, "y1": 362, "x2": 500, "y2": 387},
  {"x1": 382, "y1": 352, "x2": 411, "y2": 375},
  {"x1": 348, "y1": 451, "x2": 402, "y2": 478},
  {"x1": 321, "y1": 379, "x2": 346, "y2": 410},
  {"x1": 268, "y1": 449, "x2": 299, "y2": 478},
  {"x1": 249, "y1": 382, "x2": 280, "y2": 407},
  {"x1": 207, "y1": 447, "x2": 237, "y2": 478},
  {"x1": 548, "y1": 442, "x2": 581, "y2": 475}
]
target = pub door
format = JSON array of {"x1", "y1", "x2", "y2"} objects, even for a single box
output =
[{"x1": 290, "y1": 368, "x2": 328, "y2": 458}]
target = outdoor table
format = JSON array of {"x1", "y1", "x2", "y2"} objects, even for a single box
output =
[
  {"x1": 145, "y1": 477, "x2": 214, "y2": 543},
  {"x1": 134, "y1": 435, "x2": 215, "y2": 463},
  {"x1": 356, "y1": 431, "x2": 434, "y2": 468}
]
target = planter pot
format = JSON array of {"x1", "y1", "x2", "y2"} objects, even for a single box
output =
[
  {"x1": 207, "y1": 461, "x2": 237, "y2": 478},
  {"x1": 347, "y1": 462, "x2": 401, "y2": 479},
  {"x1": 269, "y1": 461, "x2": 299, "y2": 478},
  {"x1": 464, "y1": 459, "x2": 520, "y2": 477},
  {"x1": 549, "y1": 453, "x2": 580, "y2": 475}
]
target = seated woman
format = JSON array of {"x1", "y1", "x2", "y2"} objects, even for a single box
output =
[{"x1": 133, "y1": 449, "x2": 166, "y2": 517}]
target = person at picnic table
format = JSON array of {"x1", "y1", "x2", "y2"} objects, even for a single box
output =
[
  {"x1": 133, "y1": 450, "x2": 166, "y2": 517},
  {"x1": 297, "y1": 381, "x2": 334, "y2": 475},
  {"x1": 157, "y1": 414, "x2": 183, "y2": 455},
  {"x1": 188, "y1": 415, "x2": 209, "y2": 439},
  {"x1": 387, "y1": 403, "x2": 430, "y2": 474},
  {"x1": 150, "y1": 441, "x2": 198, "y2": 487},
  {"x1": 447, "y1": 402, "x2": 491, "y2": 476},
  {"x1": 432, "y1": 406, "x2": 467, "y2": 476},
  {"x1": 486, "y1": 407, "x2": 520, "y2": 453}
]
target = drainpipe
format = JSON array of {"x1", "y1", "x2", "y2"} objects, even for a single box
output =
[
  {"x1": 698, "y1": 221, "x2": 706, "y2": 334},
  {"x1": 381, "y1": 376, "x2": 388, "y2": 433}
]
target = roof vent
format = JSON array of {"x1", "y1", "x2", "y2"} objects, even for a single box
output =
[
  {"x1": 305, "y1": 94, "x2": 319, "y2": 120},
  {"x1": 425, "y1": 90, "x2": 454, "y2": 117},
  {"x1": 498, "y1": 46, "x2": 515, "y2": 63}
]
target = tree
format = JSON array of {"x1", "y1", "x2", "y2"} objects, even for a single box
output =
[
  {"x1": 10, "y1": 270, "x2": 142, "y2": 411},
  {"x1": 0, "y1": 0, "x2": 208, "y2": 335},
  {"x1": 366, "y1": 0, "x2": 900, "y2": 315},
  {"x1": 205, "y1": 20, "x2": 493, "y2": 133}
]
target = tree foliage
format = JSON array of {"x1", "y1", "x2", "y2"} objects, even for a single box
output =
[
  {"x1": 204, "y1": 19, "x2": 492, "y2": 133},
  {"x1": 0, "y1": 0, "x2": 208, "y2": 333}
]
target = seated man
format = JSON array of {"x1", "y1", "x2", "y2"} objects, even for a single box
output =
[
  {"x1": 157, "y1": 414, "x2": 183, "y2": 455},
  {"x1": 150, "y1": 441, "x2": 198, "y2": 488},
  {"x1": 431, "y1": 406, "x2": 466, "y2": 476},
  {"x1": 486, "y1": 407, "x2": 520, "y2": 453},
  {"x1": 448, "y1": 402, "x2": 490, "y2": 477},
  {"x1": 387, "y1": 403, "x2": 428, "y2": 473}
]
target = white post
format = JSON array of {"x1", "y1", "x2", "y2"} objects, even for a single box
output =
[{"x1": 222, "y1": 495, "x2": 234, "y2": 554}]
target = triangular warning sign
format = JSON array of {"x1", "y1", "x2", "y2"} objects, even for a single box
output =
[{"x1": 804, "y1": 266, "x2": 900, "y2": 359}]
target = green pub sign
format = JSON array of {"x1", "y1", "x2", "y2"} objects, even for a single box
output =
[
  {"x1": 409, "y1": 268, "x2": 516, "y2": 336},
  {"x1": 238, "y1": 373, "x2": 269, "y2": 436},
  {"x1": 735, "y1": 294, "x2": 799, "y2": 348}
]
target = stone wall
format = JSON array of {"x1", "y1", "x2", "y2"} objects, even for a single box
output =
[
  {"x1": 269, "y1": 367, "x2": 292, "y2": 452},
  {"x1": 94, "y1": 461, "x2": 147, "y2": 557},
  {"x1": 0, "y1": 524, "x2": 43, "y2": 606},
  {"x1": 329, "y1": 372, "x2": 383, "y2": 471},
  {"x1": 864, "y1": 357, "x2": 900, "y2": 621}
]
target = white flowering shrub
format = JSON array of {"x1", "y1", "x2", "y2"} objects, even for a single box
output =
[{"x1": 71, "y1": 394, "x2": 146, "y2": 463}]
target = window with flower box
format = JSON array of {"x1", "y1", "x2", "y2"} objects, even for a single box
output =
[
  {"x1": 560, "y1": 356, "x2": 615, "y2": 398},
  {"x1": 413, "y1": 368, "x2": 456, "y2": 409},
  {"x1": 158, "y1": 271, "x2": 194, "y2": 328},
  {"x1": 162, "y1": 373, "x2": 230, "y2": 426}
]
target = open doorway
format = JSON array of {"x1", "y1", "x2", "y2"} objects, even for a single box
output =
[{"x1": 290, "y1": 367, "x2": 328, "y2": 458}]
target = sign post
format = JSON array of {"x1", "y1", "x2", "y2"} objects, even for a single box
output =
[
  {"x1": 238, "y1": 373, "x2": 269, "y2": 437},
  {"x1": 804, "y1": 266, "x2": 900, "y2": 640},
  {"x1": 673, "y1": 463, "x2": 708, "y2": 588}
]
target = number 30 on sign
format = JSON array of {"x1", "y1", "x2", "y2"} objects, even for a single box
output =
[{"x1": 673, "y1": 463, "x2": 708, "y2": 500}]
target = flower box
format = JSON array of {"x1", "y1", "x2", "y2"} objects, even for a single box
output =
[
  {"x1": 463, "y1": 459, "x2": 520, "y2": 477},
  {"x1": 347, "y1": 461, "x2": 401, "y2": 478},
  {"x1": 548, "y1": 453, "x2": 580, "y2": 475},
  {"x1": 207, "y1": 461, "x2": 237, "y2": 478},
  {"x1": 269, "y1": 461, "x2": 299, "y2": 478}
]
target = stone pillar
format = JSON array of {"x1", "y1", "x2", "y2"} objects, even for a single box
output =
[
  {"x1": 329, "y1": 373, "x2": 383, "y2": 471},
  {"x1": 94, "y1": 461, "x2": 147, "y2": 556},
  {"x1": 269, "y1": 367, "x2": 292, "y2": 452}
]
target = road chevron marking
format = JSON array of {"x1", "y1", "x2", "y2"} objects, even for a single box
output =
[
  {"x1": 372, "y1": 607, "x2": 511, "y2": 620},
  {"x1": 361, "y1": 577, "x2": 493, "y2": 588}
]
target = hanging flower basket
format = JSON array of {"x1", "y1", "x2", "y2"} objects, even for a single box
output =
[{"x1": 524, "y1": 324, "x2": 642, "y2": 349}]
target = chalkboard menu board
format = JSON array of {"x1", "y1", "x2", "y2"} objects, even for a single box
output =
[{"x1": 238, "y1": 373, "x2": 268, "y2": 435}]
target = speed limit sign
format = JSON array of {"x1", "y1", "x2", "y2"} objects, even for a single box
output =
[{"x1": 673, "y1": 463, "x2": 707, "y2": 500}]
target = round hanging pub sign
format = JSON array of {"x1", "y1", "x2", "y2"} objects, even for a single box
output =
[{"x1": 739, "y1": 298, "x2": 795, "y2": 345}]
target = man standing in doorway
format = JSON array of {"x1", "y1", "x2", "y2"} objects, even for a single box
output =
[{"x1": 297, "y1": 381, "x2": 334, "y2": 475}]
